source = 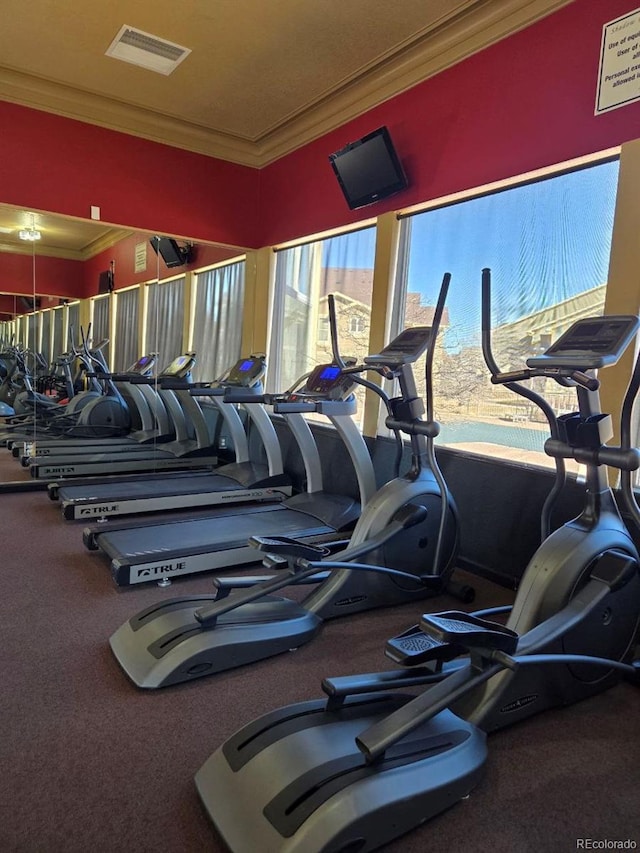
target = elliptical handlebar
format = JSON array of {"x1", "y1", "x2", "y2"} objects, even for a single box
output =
[
  {"x1": 328, "y1": 293, "x2": 346, "y2": 370},
  {"x1": 482, "y1": 267, "x2": 566, "y2": 542},
  {"x1": 489, "y1": 366, "x2": 600, "y2": 392}
]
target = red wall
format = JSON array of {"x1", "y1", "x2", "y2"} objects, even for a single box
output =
[
  {"x1": 0, "y1": 252, "x2": 83, "y2": 297},
  {"x1": 0, "y1": 103, "x2": 261, "y2": 249},
  {"x1": 82, "y1": 235, "x2": 244, "y2": 298},
  {"x1": 2, "y1": 0, "x2": 640, "y2": 276},
  {"x1": 259, "y1": 0, "x2": 640, "y2": 244}
]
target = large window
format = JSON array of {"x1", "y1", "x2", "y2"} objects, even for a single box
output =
[
  {"x1": 191, "y1": 260, "x2": 245, "y2": 382},
  {"x1": 392, "y1": 158, "x2": 620, "y2": 468},
  {"x1": 268, "y1": 227, "x2": 377, "y2": 424}
]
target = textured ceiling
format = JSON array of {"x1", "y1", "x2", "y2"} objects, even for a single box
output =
[{"x1": 0, "y1": 0, "x2": 573, "y2": 166}]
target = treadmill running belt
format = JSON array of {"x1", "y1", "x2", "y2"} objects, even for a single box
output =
[
  {"x1": 97, "y1": 508, "x2": 333, "y2": 560},
  {"x1": 58, "y1": 473, "x2": 239, "y2": 501}
]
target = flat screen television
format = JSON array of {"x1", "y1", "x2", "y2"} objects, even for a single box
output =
[
  {"x1": 98, "y1": 270, "x2": 114, "y2": 294},
  {"x1": 329, "y1": 126, "x2": 408, "y2": 210},
  {"x1": 150, "y1": 236, "x2": 191, "y2": 268}
]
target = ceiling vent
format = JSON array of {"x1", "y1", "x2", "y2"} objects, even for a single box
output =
[{"x1": 105, "y1": 26, "x2": 191, "y2": 75}]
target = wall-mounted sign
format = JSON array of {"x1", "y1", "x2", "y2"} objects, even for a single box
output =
[
  {"x1": 596, "y1": 7, "x2": 640, "y2": 115},
  {"x1": 134, "y1": 241, "x2": 147, "y2": 274}
]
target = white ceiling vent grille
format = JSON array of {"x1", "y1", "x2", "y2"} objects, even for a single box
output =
[{"x1": 105, "y1": 26, "x2": 191, "y2": 75}]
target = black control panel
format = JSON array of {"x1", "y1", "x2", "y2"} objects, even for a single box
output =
[
  {"x1": 365, "y1": 326, "x2": 432, "y2": 367},
  {"x1": 126, "y1": 354, "x2": 156, "y2": 375},
  {"x1": 298, "y1": 363, "x2": 356, "y2": 401},
  {"x1": 161, "y1": 354, "x2": 197, "y2": 378},
  {"x1": 527, "y1": 315, "x2": 640, "y2": 370},
  {"x1": 224, "y1": 356, "x2": 266, "y2": 387}
]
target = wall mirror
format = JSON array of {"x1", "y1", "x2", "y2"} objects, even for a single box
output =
[{"x1": 0, "y1": 202, "x2": 248, "y2": 485}]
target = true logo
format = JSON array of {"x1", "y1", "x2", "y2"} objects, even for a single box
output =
[
  {"x1": 79, "y1": 505, "x2": 119, "y2": 515},
  {"x1": 137, "y1": 561, "x2": 187, "y2": 578}
]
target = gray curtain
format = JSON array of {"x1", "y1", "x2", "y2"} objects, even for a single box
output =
[
  {"x1": 40, "y1": 311, "x2": 51, "y2": 363},
  {"x1": 67, "y1": 302, "x2": 80, "y2": 352},
  {"x1": 27, "y1": 314, "x2": 37, "y2": 352},
  {"x1": 91, "y1": 296, "x2": 111, "y2": 367},
  {"x1": 145, "y1": 277, "x2": 185, "y2": 373},
  {"x1": 114, "y1": 288, "x2": 140, "y2": 371},
  {"x1": 191, "y1": 261, "x2": 245, "y2": 382},
  {"x1": 52, "y1": 308, "x2": 64, "y2": 359}
]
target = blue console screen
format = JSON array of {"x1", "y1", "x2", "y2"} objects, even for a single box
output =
[
  {"x1": 319, "y1": 366, "x2": 340, "y2": 380},
  {"x1": 239, "y1": 359, "x2": 254, "y2": 371}
]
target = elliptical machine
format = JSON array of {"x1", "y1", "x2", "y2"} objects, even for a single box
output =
[
  {"x1": 109, "y1": 273, "x2": 465, "y2": 689},
  {"x1": 194, "y1": 270, "x2": 640, "y2": 853}
]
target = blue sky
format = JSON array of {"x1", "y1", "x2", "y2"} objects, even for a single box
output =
[{"x1": 322, "y1": 158, "x2": 619, "y2": 350}]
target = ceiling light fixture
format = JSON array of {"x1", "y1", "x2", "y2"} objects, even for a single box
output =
[
  {"x1": 19, "y1": 228, "x2": 41, "y2": 241},
  {"x1": 19, "y1": 213, "x2": 41, "y2": 242}
]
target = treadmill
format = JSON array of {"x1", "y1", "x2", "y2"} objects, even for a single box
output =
[
  {"x1": 82, "y1": 362, "x2": 377, "y2": 587},
  {"x1": 52, "y1": 355, "x2": 293, "y2": 520},
  {"x1": 28, "y1": 354, "x2": 220, "y2": 479}
]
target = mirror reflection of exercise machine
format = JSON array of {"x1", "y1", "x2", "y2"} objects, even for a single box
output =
[{"x1": 50, "y1": 355, "x2": 294, "y2": 519}]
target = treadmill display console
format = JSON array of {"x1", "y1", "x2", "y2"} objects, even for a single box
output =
[
  {"x1": 526, "y1": 315, "x2": 640, "y2": 370},
  {"x1": 126, "y1": 355, "x2": 155, "y2": 374},
  {"x1": 365, "y1": 326, "x2": 432, "y2": 366},
  {"x1": 304, "y1": 364, "x2": 354, "y2": 399},
  {"x1": 225, "y1": 357, "x2": 265, "y2": 387},
  {"x1": 162, "y1": 354, "x2": 196, "y2": 377}
]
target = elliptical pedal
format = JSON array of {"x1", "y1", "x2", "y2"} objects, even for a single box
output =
[
  {"x1": 385, "y1": 625, "x2": 457, "y2": 667},
  {"x1": 420, "y1": 611, "x2": 519, "y2": 654},
  {"x1": 386, "y1": 611, "x2": 519, "y2": 667}
]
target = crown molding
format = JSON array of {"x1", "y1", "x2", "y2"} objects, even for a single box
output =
[
  {"x1": 0, "y1": 0, "x2": 573, "y2": 169},
  {"x1": 0, "y1": 69, "x2": 262, "y2": 167},
  {"x1": 255, "y1": 0, "x2": 575, "y2": 163}
]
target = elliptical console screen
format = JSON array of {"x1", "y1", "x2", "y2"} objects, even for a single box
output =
[
  {"x1": 527, "y1": 316, "x2": 640, "y2": 370},
  {"x1": 365, "y1": 326, "x2": 432, "y2": 366}
]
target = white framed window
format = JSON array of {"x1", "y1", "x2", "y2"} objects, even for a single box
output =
[
  {"x1": 268, "y1": 226, "x2": 377, "y2": 426},
  {"x1": 349, "y1": 316, "x2": 365, "y2": 334}
]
